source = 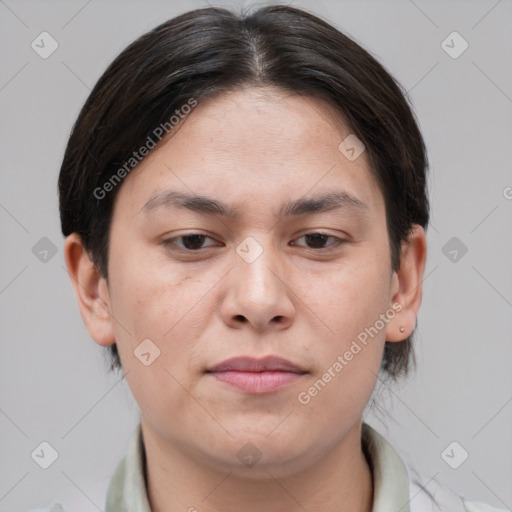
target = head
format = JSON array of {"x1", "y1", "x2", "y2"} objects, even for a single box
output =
[{"x1": 60, "y1": 5, "x2": 428, "y2": 476}]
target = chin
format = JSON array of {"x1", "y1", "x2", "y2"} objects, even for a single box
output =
[{"x1": 200, "y1": 432, "x2": 321, "y2": 479}]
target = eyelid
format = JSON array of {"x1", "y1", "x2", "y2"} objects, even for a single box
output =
[
  {"x1": 161, "y1": 230, "x2": 348, "y2": 252},
  {"x1": 162, "y1": 232, "x2": 221, "y2": 250},
  {"x1": 291, "y1": 232, "x2": 347, "y2": 250}
]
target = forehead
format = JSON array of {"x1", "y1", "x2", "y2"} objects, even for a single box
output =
[{"x1": 115, "y1": 87, "x2": 383, "y2": 218}]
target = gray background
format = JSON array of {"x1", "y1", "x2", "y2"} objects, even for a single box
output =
[{"x1": 1, "y1": 0, "x2": 511, "y2": 510}]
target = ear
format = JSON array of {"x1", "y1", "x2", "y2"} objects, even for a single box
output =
[
  {"x1": 63, "y1": 233, "x2": 116, "y2": 347},
  {"x1": 385, "y1": 224, "x2": 427, "y2": 342}
]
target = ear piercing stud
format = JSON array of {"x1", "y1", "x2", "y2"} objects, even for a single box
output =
[{"x1": 399, "y1": 327, "x2": 406, "y2": 333}]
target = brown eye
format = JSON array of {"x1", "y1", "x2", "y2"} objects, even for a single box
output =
[
  {"x1": 163, "y1": 234, "x2": 218, "y2": 251},
  {"x1": 292, "y1": 232, "x2": 345, "y2": 250}
]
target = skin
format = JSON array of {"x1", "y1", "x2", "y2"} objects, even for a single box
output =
[{"x1": 64, "y1": 86, "x2": 427, "y2": 512}]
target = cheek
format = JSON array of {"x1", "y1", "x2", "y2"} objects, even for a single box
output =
[
  {"x1": 107, "y1": 258, "x2": 210, "y2": 432},
  {"x1": 296, "y1": 271, "x2": 388, "y2": 430},
  {"x1": 300, "y1": 246, "x2": 391, "y2": 403},
  {"x1": 318, "y1": 249, "x2": 392, "y2": 338},
  {"x1": 108, "y1": 235, "x2": 205, "y2": 339}
]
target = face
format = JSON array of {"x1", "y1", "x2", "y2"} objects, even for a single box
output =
[{"x1": 100, "y1": 87, "x2": 400, "y2": 476}]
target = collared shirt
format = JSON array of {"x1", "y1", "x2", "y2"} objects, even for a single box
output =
[{"x1": 29, "y1": 422, "x2": 509, "y2": 512}]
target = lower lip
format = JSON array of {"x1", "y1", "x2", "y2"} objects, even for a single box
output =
[{"x1": 209, "y1": 370, "x2": 303, "y2": 393}]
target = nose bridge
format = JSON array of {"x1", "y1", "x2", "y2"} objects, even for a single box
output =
[
  {"x1": 222, "y1": 233, "x2": 295, "y2": 329},
  {"x1": 234, "y1": 234, "x2": 281, "y2": 294}
]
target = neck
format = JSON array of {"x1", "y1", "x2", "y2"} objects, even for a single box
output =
[{"x1": 141, "y1": 420, "x2": 373, "y2": 512}]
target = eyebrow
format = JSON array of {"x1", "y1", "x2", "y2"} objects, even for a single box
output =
[{"x1": 140, "y1": 189, "x2": 368, "y2": 219}]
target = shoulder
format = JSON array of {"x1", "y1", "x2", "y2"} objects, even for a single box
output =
[
  {"x1": 462, "y1": 500, "x2": 510, "y2": 512},
  {"x1": 408, "y1": 470, "x2": 509, "y2": 512},
  {"x1": 27, "y1": 504, "x2": 64, "y2": 512},
  {"x1": 26, "y1": 474, "x2": 111, "y2": 512},
  {"x1": 361, "y1": 423, "x2": 509, "y2": 512}
]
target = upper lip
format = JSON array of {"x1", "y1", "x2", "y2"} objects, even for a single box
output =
[{"x1": 207, "y1": 356, "x2": 307, "y2": 374}]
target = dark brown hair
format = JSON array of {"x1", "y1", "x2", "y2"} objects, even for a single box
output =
[{"x1": 58, "y1": 4, "x2": 429, "y2": 379}]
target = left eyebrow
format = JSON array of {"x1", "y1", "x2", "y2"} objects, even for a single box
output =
[{"x1": 140, "y1": 189, "x2": 369, "y2": 219}]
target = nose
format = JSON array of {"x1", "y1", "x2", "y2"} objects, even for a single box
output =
[{"x1": 220, "y1": 237, "x2": 296, "y2": 332}]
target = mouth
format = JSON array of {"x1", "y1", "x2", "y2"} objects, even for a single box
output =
[{"x1": 205, "y1": 356, "x2": 307, "y2": 394}]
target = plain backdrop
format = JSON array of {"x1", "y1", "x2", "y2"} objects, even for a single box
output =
[{"x1": 1, "y1": 0, "x2": 511, "y2": 511}]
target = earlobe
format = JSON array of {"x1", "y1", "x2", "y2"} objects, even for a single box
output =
[
  {"x1": 385, "y1": 224, "x2": 427, "y2": 342},
  {"x1": 63, "y1": 233, "x2": 116, "y2": 347}
]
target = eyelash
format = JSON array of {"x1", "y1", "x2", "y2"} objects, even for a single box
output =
[{"x1": 161, "y1": 232, "x2": 347, "y2": 252}]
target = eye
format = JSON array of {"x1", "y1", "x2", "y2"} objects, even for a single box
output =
[
  {"x1": 291, "y1": 232, "x2": 346, "y2": 250},
  {"x1": 162, "y1": 231, "x2": 346, "y2": 253},
  {"x1": 162, "y1": 233, "x2": 220, "y2": 251}
]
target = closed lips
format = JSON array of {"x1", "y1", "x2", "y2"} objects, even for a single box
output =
[{"x1": 206, "y1": 356, "x2": 307, "y2": 374}]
